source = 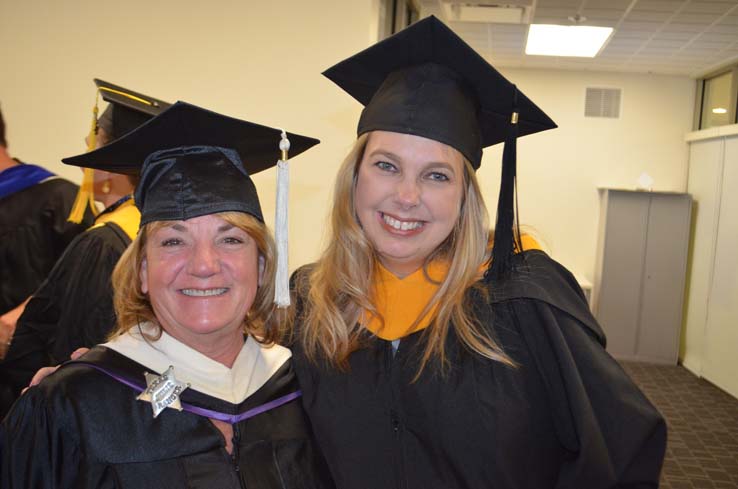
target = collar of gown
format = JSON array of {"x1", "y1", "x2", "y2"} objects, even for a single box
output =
[{"x1": 102, "y1": 322, "x2": 291, "y2": 404}]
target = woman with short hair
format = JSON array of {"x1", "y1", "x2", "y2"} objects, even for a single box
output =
[{"x1": 0, "y1": 102, "x2": 332, "y2": 489}]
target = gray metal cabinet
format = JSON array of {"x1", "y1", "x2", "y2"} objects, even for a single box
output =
[{"x1": 591, "y1": 189, "x2": 692, "y2": 364}]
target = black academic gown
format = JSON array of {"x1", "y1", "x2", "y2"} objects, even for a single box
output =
[
  {"x1": 0, "y1": 202, "x2": 134, "y2": 417},
  {"x1": 291, "y1": 250, "x2": 666, "y2": 489},
  {"x1": 0, "y1": 176, "x2": 92, "y2": 314},
  {"x1": 0, "y1": 346, "x2": 333, "y2": 489}
]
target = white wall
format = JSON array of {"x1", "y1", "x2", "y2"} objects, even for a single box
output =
[
  {"x1": 1, "y1": 2, "x2": 695, "y2": 278},
  {"x1": 475, "y1": 68, "x2": 695, "y2": 279}
]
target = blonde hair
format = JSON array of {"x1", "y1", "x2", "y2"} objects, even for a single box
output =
[
  {"x1": 299, "y1": 134, "x2": 514, "y2": 375},
  {"x1": 111, "y1": 211, "x2": 286, "y2": 344}
]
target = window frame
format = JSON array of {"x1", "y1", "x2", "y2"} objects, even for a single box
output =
[{"x1": 696, "y1": 65, "x2": 738, "y2": 130}]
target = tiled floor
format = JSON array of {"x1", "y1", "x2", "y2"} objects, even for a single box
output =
[{"x1": 622, "y1": 362, "x2": 738, "y2": 489}]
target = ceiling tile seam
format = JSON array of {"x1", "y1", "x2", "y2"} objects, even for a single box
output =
[
  {"x1": 668, "y1": 3, "x2": 738, "y2": 60},
  {"x1": 624, "y1": 0, "x2": 693, "y2": 64}
]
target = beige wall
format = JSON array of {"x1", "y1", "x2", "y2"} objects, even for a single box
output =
[{"x1": 1, "y1": 1, "x2": 695, "y2": 278}]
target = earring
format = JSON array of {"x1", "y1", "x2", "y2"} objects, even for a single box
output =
[{"x1": 101, "y1": 179, "x2": 111, "y2": 195}]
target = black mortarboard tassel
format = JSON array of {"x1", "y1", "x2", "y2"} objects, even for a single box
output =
[
  {"x1": 488, "y1": 86, "x2": 520, "y2": 280},
  {"x1": 323, "y1": 15, "x2": 557, "y2": 279}
]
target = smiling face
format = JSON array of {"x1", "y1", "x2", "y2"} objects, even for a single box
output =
[
  {"x1": 354, "y1": 131, "x2": 466, "y2": 277},
  {"x1": 139, "y1": 214, "x2": 262, "y2": 349}
]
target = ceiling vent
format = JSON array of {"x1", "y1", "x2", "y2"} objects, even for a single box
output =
[
  {"x1": 585, "y1": 87, "x2": 621, "y2": 118},
  {"x1": 440, "y1": 2, "x2": 533, "y2": 24}
]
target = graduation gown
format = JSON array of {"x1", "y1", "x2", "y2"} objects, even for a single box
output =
[
  {"x1": 0, "y1": 167, "x2": 93, "y2": 314},
  {"x1": 0, "y1": 326, "x2": 333, "y2": 489},
  {"x1": 290, "y1": 250, "x2": 666, "y2": 489},
  {"x1": 0, "y1": 198, "x2": 138, "y2": 417}
]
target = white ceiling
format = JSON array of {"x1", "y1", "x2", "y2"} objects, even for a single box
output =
[{"x1": 418, "y1": 0, "x2": 738, "y2": 77}]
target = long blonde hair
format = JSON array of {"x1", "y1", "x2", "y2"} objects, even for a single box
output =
[
  {"x1": 299, "y1": 134, "x2": 514, "y2": 374},
  {"x1": 111, "y1": 211, "x2": 286, "y2": 344}
]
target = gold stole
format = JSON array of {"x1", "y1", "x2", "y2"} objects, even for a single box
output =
[
  {"x1": 89, "y1": 198, "x2": 140, "y2": 240},
  {"x1": 362, "y1": 235, "x2": 542, "y2": 341}
]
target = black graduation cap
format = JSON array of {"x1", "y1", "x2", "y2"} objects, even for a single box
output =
[
  {"x1": 323, "y1": 15, "x2": 557, "y2": 279},
  {"x1": 94, "y1": 79, "x2": 172, "y2": 141},
  {"x1": 67, "y1": 79, "x2": 172, "y2": 224},
  {"x1": 63, "y1": 101, "x2": 320, "y2": 226}
]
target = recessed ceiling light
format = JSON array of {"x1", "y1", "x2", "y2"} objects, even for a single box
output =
[
  {"x1": 526, "y1": 24, "x2": 613, "y2": 57},
  {"x1": 712, "y1": 107, "x2": 728, "y2": 114}
]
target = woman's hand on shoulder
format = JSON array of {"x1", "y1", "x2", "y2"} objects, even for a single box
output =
[{"x1": 22, "y1": 347, "x2": 91, "y2": 393}]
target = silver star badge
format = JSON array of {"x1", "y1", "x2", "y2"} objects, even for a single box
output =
[{"x1": 137, "y1": 365, "x2": 190, "y2": 418}]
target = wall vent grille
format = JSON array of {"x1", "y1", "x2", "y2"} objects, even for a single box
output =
[{"x1": 585, "y1": 87, "x2": 622, "y2": 118}]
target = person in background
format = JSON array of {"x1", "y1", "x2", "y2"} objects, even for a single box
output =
[
  {"x1": 0, "y1": 101, "x2": 332, "y2": 488},
  {"x1": 0, "y1": 104, "x2": 93, "y2": 360},
  {"x1": 0, "y1": 80, "x2": 169, "y2": 417},
  {"x1": 289, "y1": 16, "x2": 666, "y2": 488}
]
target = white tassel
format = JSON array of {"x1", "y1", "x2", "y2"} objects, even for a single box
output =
[{"x1": 274, "y1": 131, "x2": 291, "y2": 308}]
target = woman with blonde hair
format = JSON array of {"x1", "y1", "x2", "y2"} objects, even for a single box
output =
[{"x1": 290, "y1": 16, "x2": 666, "y2": 489}]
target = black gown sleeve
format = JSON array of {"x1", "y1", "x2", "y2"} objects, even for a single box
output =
[
  {"x1": 0, "y1": 178, "x2": 93, "y2": 314},
  {"x1": 0, "y1": 387, "x2": 81, "y2": 488},
  {"x1": 0, "y1": 224, "x2": 128, "y2": 413},
  {"x1": 493, "y1": 251, "x2": 666, "y2": 488}
]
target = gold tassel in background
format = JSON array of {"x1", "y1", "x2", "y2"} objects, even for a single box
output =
[{"x1": 67, "y1": 98, "x2": 101, "y2": 223}]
